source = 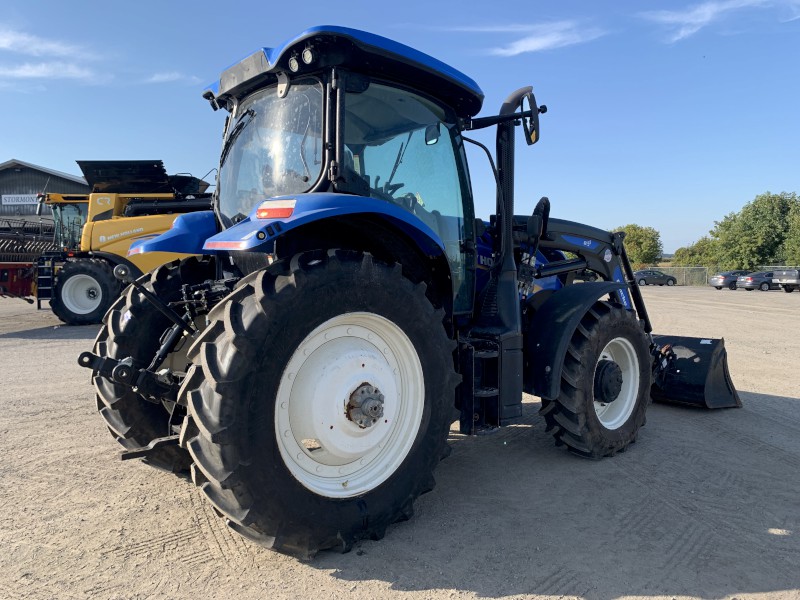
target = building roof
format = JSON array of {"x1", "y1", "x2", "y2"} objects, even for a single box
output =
[{"x1": 0, "y1": 159, "x2": 87, "y2": 186}]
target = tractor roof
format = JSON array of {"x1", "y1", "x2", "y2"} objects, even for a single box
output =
[{"x1": 205, "y1": 26, "x2": 484, "y2": 118}]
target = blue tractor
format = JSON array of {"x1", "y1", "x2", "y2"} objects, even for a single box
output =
[{"x1": 79, "y1": 26, "x2": 739, "y2": 558}]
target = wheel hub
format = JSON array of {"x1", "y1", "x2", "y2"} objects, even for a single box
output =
[
  {"x1": 275, "y1": 313, "x2": 424, "y2": 498},
  {"x1": 594, "y1": 359, "x2": 623, "y2": 404},
  {"x1": 347, "y1": 383, "x2": 385, "y2": 428}
]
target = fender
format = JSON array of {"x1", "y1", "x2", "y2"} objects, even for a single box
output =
[
  {"x1": 128, "y1": 210, "x2": 218, "y2": 256},
  {"x1": 523, "y1": 281, "x2": 628, "y2": 400},
  {"x1": 202, "y1": 193, "x2": 446, "y2": 257}
]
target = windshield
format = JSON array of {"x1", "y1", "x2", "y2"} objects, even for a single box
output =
[
  {"x1": 52, "y1": 203, "x2": 87, "y2": 249},
  {"x1": 217, "y1": 80, "x2": 324, "y2": 224}
]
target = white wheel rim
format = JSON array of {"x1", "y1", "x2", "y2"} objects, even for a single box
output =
[
  {"x1": 61, "y1": 274, "x2": 102, "y2": 314},
  {"x1": 594, "y1": 337, "x2": 639, "y2": 430},
  {"x1": 275, "y1": 312, "x2": 424, "y2": 498}
]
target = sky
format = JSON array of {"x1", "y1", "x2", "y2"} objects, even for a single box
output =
[{"x1": 1, "y1": 0, "x2": 799, "y2": 252}]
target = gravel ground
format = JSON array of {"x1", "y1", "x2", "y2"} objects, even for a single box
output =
[{"x1": 0, "y1": 285, "x2": 798, "y2": 600}]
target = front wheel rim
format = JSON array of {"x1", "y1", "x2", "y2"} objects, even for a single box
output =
[
  {"x1": 61, "y1": 274, "x2": 102, "y2": 314},
  {"x1": 593, "y1": 337, "x2": 639, "y2": 430},
  {"x1": 275, "y1": 312, "x2": 424, "y2": 498}
]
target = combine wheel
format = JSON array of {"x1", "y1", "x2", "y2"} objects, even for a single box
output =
[
  {"x1": 51, "y1": 259, "x2": 121, "y2": 325},
  {"x1": 541, "y1": 302, "x2": 650, "y2": 459},
  {"x1": 181, "y1": 250, "x2": 457, "y2": 558},
  {"x1": 93, "y1": 256, "x2": 215, "y2": 472}
]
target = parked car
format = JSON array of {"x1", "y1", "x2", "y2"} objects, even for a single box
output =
[
  {"x1": 772, "y1": 268, "x2": 800, "y2": 293},
  {"x1": 634, "y1": 269, "x2": 677, "y2": 286},
  {"x1": 709, "y1": 270, "x2": 751, "y2": 290},
  {"x1": 737, "y1": 271, "x2": 780, "y2": 291}
]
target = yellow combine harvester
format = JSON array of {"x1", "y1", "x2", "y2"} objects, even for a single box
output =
[{"x1": 37, "y1": 160, "x2": 212, "y2": 324}]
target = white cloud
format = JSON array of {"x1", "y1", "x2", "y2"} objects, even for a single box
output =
[
  {"x1": 640, "y1": 0, "x2": 785, "y2": 41},
  {"x1": 445, "y1": 21, "x2": 606, "y2": 56},
  {"x1": 0, "y1": 27, "x2": 92, "y2": 59},
  {"x1": 0, "y1": 61, "x2": 93, "y2": 80},
  {"x1": 490, "y1": 23, "x2": 606, "y2": 56},
  {"x1": 778, "y1": 0, "x2": 800, "y2": 20},
  {"x1": 0, "y1": 27, "x2": 98, "y2": 84},
  {"x1": 144, "y1": 71, "x2": 202, "y2": 85}
]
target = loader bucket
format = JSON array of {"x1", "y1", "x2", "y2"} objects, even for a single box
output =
[{"x1": 650, "y1": 335, "x2": 741, "y2": 409}]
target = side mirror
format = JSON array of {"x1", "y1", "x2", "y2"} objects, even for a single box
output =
[
  {"x1": 521, "y1": 91, "x2": 545, "y2": 146},
  {"x1": 36, "y1": 193, "x2": 45, "y2": 216},
  {"x1": 425, "y1": 123, "x2": 440, "y2": 146}
]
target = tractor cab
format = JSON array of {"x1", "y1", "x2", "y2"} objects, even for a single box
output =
[{"x1": 204, "y1": 27, "x2": 491, "y2": 312}]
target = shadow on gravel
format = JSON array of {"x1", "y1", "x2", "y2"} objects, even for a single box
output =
[
  {"x1": 307, "y1": 398, "x2": 800, "y2": 599},
  {"x1": 0, "y1": 324, "x2": 100, "y2": 341}
]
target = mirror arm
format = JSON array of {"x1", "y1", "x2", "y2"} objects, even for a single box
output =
[{"x1": 461, "y1": 107, "x2": 546, "y2": 132}]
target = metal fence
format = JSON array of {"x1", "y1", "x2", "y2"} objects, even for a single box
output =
[{"x1": 647, "y1": 266, "x2": 710, "y2": 286}]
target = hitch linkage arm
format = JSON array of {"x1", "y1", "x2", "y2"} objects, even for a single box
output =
[
  {"x1": 78, "y1": 350, "x2": 180, "y2": 403},
  {"x1": 77, "y1": 264, "x2": 201, "y2": 403}
]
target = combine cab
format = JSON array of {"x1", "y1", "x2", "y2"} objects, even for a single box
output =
[{"x1": 80, "y1": 26, "x2": 740, "y2": 558}]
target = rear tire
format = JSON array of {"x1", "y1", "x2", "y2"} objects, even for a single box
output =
[
  {"x1": 540, "y1": 302, "x2": 650, "y2": 459},
  {"x1": 181, "y1": 250, "x2": 458, "y2": 558},
  {"x1": 93, "y1": 256, "x2": 215, "y2": 472},
  {"x1": 715, "y1": 286, "x2": 723, "y2": 290},
  {"x1": 51, "y1": 259, "x2": 121, "y2": 325}
]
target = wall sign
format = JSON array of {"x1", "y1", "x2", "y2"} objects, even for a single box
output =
[{"x1": 2, "y1": 194, "x2": 39, "y2": 205}]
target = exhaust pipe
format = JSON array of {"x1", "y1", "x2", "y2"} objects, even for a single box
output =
[{"x1": 650, "y1": 335, "x2": 741, "y2": 409}]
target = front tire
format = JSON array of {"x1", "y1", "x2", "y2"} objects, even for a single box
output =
[
  {"x1": 51, "y1": 259, "x2": 121, "y2": 325},
  {"x1": 783, "y1": 286, "x2": 794, "y2": 293},
  {"x1": 638, "y1": 279, "x2": 647, "y2": 286},
  {"x1": 728, "y1": 282, "x2": 737, "y2": 290},
  {"x1": 181, "y1": 250, "x2": 458, "y2": 558},
  {"x1": 667, "y1": 279, "x2": 675, "y2": 286},
  {"x1": 93, "y1": 257, "x2": 215, "y2": 472},
  {"x1": 540, "y1": 302, "x2": 650, "y2": 459}
]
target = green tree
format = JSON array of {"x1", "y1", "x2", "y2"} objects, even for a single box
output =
[
  {"x1": 711, "y1": 192, "x2": 797, "y2": 269},
  {"x1": 613, "y1": 224, "x2": 663, "y2": 266},
  {"x1": 672, "y1": 236, "x2": 720, "y2": 267},
  {"x1": 782, "y1": 201, "x2": 800, "y2": 265}
]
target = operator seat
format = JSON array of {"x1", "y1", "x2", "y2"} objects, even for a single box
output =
[{"x1": 339, "y1": 150, "x2": 371, "y2": 197}]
